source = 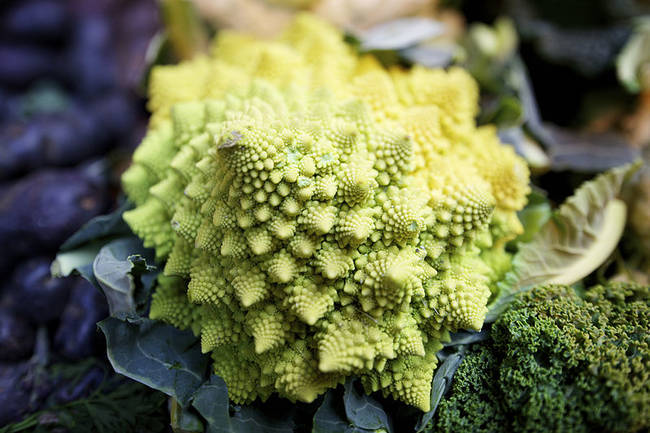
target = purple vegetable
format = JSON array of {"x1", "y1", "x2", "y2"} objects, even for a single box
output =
[
  {"x1": 1, "y1": 0, "x2": 70, "y2": 42},
  {"x1": 54, "y1": 279, "x2": 108, "y2": 359},
  {"x1": 0, "y1": 363, "x2": 32, "y2": 425},
  {"x1": 6, "y1": 257, "x2": 73, "y2": 324},
  {"x1": 0, "y1": 44, "x2": 59, "y2": 87},
  {"x1": 0, "y1": 168, "x2": 109, "y2": 271},
  {"x1": 64, "y1": 15, "x2": 117, "y2": 96},
  {"x1": 0, "y1": 308, "x2": 35, "y2": 361},
  {"x1": 0, "y1": 93, "x2": 137, "y2": 179}
]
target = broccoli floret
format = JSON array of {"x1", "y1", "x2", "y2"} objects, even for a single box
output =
[
  {"x1": 432, "y1": 282, "x2": 650, "y2": 433},
  {"x1": 122, "y1": 13, "x2": 531, "y2": 411}
]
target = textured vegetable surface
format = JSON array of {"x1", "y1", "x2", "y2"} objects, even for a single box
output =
[
  {"x1": 121, "y1": 14, "x2": 530, "y2": 411},
  {"x1": 431, "y1": 283, "x2": 650, "y2": 432}
]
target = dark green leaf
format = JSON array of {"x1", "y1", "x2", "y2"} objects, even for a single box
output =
[
  {"x1": 512, "y1": 190, "x2": 552, "y2": 244},
  {"x1": 170, "y1": 397, "x2": 205, "y2": 432},
  {"x1": 414, "y1": 352, "x2": 465, "y2": 432},
  {"x1": 60, "y1": 201, "x2": 133, "y2": 251},
  {"x1": 479, "y1": 95, "x2": 523, "y2": 128},
  {"x1": 51, "y1": 241, "x2": 103, "y2": 285},
  {"x1": 444, "y1": 330, "x2": 488, "y2": 347},
  {"x1": 98, "y1": 317, "x2": 208, "y2": 407},
  {"x1": 617, "y1": 18, "x2": 650, "y2": 93},
  {"x1": 191, "y1": 375, "x2": 295, "y2": 433},
  {"x1": 92, "y1": 237, "x2": 157, "y2": 316},
  {"x1": 313, "y1": 390, "x2": 365, "y2": 433},
  {"x1": 343, "y1": 379, "x2": 392, "y2": 432}
]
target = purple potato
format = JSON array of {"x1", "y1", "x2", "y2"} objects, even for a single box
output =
[
  {"x1": 6, "y1": 257, "x2": 72, "y2": 324},
  {"x1": 0, "y1": 362, "x2": 32, "y2": 425},
  {"x1": 0, "y1": 44, "x2": 58, "y2": 87},
  {"x1": 54, "y1": 279, "x2": 108, "y2": 359},
  {"x1": 0, "y1": 308, "x2": 35, "y2": 361},
  {"x1": 64, "y1": 15, "x2": 117, "y2": 96},
  {"x1": 1, "y1": 0, "x2": 70, "y2": 42},
  {"x1": 0, "y1": 168, "x2": 109, "y2": 265},
  {"x1": 0, "y1": 94, "x2": 137, "y2": 179}
]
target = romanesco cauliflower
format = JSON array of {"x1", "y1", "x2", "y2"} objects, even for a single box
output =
[{"x1": 121, "y1": 14, "x2": 530, "y2": 411}]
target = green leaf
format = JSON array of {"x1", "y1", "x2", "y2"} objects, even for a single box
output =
[
  {"x1": 93, "y1": 237, "x2": 157, "y2": 316},
  {"x1": 191, "y1": 375, "x2": 295, "y2": 433},
  {"x1": 160, "y1": 0, "x2": 209, "y2": 60},
  {"x1": 486, "y1": 162, "x2": 641, "y2": 322},
  {"x1": 170, "y1": 397, "x2": 205, "y2": 433},
  {"x1": 51, "y1": 241, "x2": 104, "y2": 283},
  {"x1": 52, "y1": 202, "x2": 138, "y2": 288},
  {"x1": 510, "y1": 161, "x2": 641, "y2": 289},
  {"x1": 414, "y1": 351, "x2": 466, "y2": 432},
  {"x1": 98, "y1": 317, "x2": 209, "y2": 407},
  {"x1": 512, "y1": 190, "x2": 552, "y2": 244},
  {"x1": 313, "y1": 390, "x2": 366, "y2": 433},
  {"x1": 478, "y1": 95, "x2": 523, "y2": 128},
  {"x1": 60, "y1": 201, "x2": 133, "y2": 251},
  {"x1": 343, "y1": 379, "x2": 392, "y2": 432},
  {"x1": 617, "y1": 18, "x2": 650, "y2": 93},
  {"x1": 443, "y1": 330, "x2": 488, "y2": 347}
]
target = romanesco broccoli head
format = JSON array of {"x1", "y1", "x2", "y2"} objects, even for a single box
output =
[
  {"x1": 432, "y1": 282, "x2": 650, "y2": 432},
  {"x1": 122, "y1": 14, "x2": 531, "y2": 411}
]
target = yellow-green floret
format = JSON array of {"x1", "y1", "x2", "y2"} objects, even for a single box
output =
[{"x1": 122, "y1": 14, "x2": 530, "y2": 411}]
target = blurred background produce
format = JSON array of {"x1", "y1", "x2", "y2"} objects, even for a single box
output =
[
  {"x1": 0, "y1": 0, "x2": 648, "y2": 431},
  {"x1": 0, "y1": 0, "x2": 162, "y2": 429}
]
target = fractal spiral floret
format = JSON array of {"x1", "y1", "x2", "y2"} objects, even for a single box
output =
[{"x1": 121, "y1": 14, "x2": 530, "y2": 411}]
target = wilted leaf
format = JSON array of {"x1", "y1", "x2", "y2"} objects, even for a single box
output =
[
  {"x1": 511, "y1": 161, "x2": 641, "y2": 289},
  {"x1": 343, "y1": 379, "x2": 392, "y2": 432},
  {"x1": 360, "y1": 18, "x2": 445, "y2": 51},
  {"x1": 93, "y1": 237, "x2": 156, "y2": 316},
  {"x1": 98, "y1": 317, "x2": 209, "y2": 407},
  {"x1": 191, "y1": 375, "x2": 295, "y2": 433}
]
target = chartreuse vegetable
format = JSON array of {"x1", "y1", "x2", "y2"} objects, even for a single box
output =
[
  {"x1": 121, "y1": 14, "x2": 530, "y2": 411},
  {"x1": 431, "y1": 282, "x2": 650, "y2": 433}
]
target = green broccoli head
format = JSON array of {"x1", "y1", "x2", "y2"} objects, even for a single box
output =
[
  {"x1": 122, "y1": 14, "x2": 531, "y2": 411},
  {"x1": 432, "y1": 282, "x2": 650, "y2": 433}
]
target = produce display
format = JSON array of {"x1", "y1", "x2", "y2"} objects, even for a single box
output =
[{"x1": 1, "y1": 1, "x2": 648, "y2": 432}]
